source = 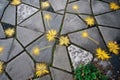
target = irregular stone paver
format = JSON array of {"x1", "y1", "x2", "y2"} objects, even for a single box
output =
[
  {"x1": 6, "y1": 52, "x2": 34, "y2": 80},
  {"x1": 26, "y1": 35, "x2": 54, "y2": 64},
  {"x1": 0, "y1": 73, "x2": 9, "y2": 80},
  {"x1": 34, "y1": 75, "x2": 51, "y2": 80},
  {"x1": 0, "y1": 24, "x2": 5, "y2": 38},
  {"x1": 0, "y1": 0, "x2": 9, "y2": 19},
  {"x1": 49, "y1": 0, "x2": 67, "y2": 12},
  {"x1": 53, "y1": 45, "x2": 72, "y2": 72},
  {"x1": 68, "y1": 44, "x2": 93, "y2": 69},
  {"x1": 102, "y1": 0, "x2": 118, "y2": 3},
  {"x1": 43, "y1": 11, "x2": 63, "y2": 31},
  {"x1": 0, "y1": 38, "x2": 13, "y2": 62},
  {"x1": 69, "y1": 27, "x2": 106, "y2": 53},
  {"x1": 8, "y1": 39, "x2": 23, "y2": 60},
  {"x1": 67, "y1": 0, "x2": 91, "y2": 14},
  {"x1": 61, "y1": 13, "x2": 86, "y2": 34},
  {"x1": 17, "y1": 4, "x2": 38, "y2": 23},
  {"x1": 17, "y1": 26, "x2": 42, "y2": 47},
  {"x1": 99, "y1": 26, "x2": 120, "y2": 43},
  {"x1": 1, "y1": 22, "x2": 15, "y2": 38},
  {"x1": 95, "y1": 10, "x2": 120, "y2": 28},
  {"x1": 69, "y1": 0, "x2": 76, "y2": 2},
  {"x1": 22, "y1": 0, "x2": 40, "y2": 8},
  {"x1": 92, "y1": 0, "x2": 111, "y2": 15},
  {"x1": 93, "y1": 58, "x2": 113, "y2": 78},
  {"x1": 1, "y1": 5, "x2": 16, "y2": 25},
  {"x1": 50, "y1": 67, "x2": 73, "y2": 80},
  {"x1": 19, "y1": 11, "x2": 44, "y2": 32},
  {"x1": 109, "y1": 54, "x2": 120, "y2": 79}
]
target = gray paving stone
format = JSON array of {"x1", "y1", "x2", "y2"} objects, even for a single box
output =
[
  {"x1": 33, "y1": 75, "x2": 51, "y2": 80},
  {"x1": 48, "y1": 0, "x2": 67, "y2": 11},
  {"x1": 6, "y1": 52, "x2": 34, "y2": 80},
  {"x1": 50, "y1": 67, "x2": 73, "y2": 80},
  {"x1": 1, "y1": 5, "x2": 16, "y2": 25},
  {"x1": 98, "y1": 60, "x2": 112, "y2": 69},
  {"x1": 56, "y1": 10, "x2": 64, "y2": 14},
  {"x1": 0, "y1": 73, "x2": 9, "y2": 80},
  {"x1": 22, "y1": 0, "x2": 40, "y2": 8},
  {"x1": 67, "y1": 0, "x2": 91, "y2": 14},
  {"x1": 1, "y1": 22, "x2": 15, "y2": 29},
  {"x1": 8, "y1": 39, "x2": 23, "y2": 60},
  {"x1": 68, "y1": 44, "x2": 93, "y2": 69},
  {"x1": 19, "y1": 11, "x2": 44, "y2": 32},
  {"x1": 69, "y1": 27, "x2": 106, "y2": 53},
  {"x1": 99, "y1": 26, "x2": 120, "y2": 43},
  {"x1": 93, "y1": 58, "x2": 113, "y2": 78},
  {"x1": 17, "y1": 4, "x2": 38, "y2": 23},
  {"x1": 17, "y1": 26, "x2": 42, "y2": 47},
  {"x1": 53, "y1": 45, "x2": 72, "y2": 72},
  {"x1": 1, "y1": 22, "x2": 15, "y2": 38},
  {"x1": 0, "y1": 0, "x2": 9, "y2": 19},
  {"x1": 0, "y1": 38, "x2": 13, "y2": 62},
  {"x1": 45, "y1": 6, "x2": 55, "y2": 13},
  {"x1": 61, "y1": 13, "x2": 87, "y2": 34},
  {"x1": 43, "y1": 11, "x2": 63, "y2": 31},
  {"x1": 109, "y1": 54, "x2": 120, "y2": 79},
  {"x1": 26, "y1": 35, "x2": 54, "y2": 64},
  {"x1": 69, "y1": 0, "x2": 76, "y2": 2},
  {"x1": 0, "y1": 24, "x2": 5, "y2": 39},
  {"x1": 92, "y1": 0, "x2": 111, "y2": 15},
  {"x1": 78, "y1": 14, "x2": 89, "y2": 20},
  {"x1": 102, "y1": 0, "x2": 118, "y2": 3},
  {"x1": 95, "y1": 10, "x2": 120, "y2": 28}
]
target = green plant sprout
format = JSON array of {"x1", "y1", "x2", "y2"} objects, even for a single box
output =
[{"x1": 74, "y1": 63, "x2": 108, "y2": 80}]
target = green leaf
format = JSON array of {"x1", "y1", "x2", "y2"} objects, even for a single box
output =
[
  {"x1": 100, "y1": 75, "x2": 109, "y2": 80},
  {"x1": 74, "y1": 63, "x2": 108, "y2": 80},
  {"x1": 91, "y1": 73, "x2": 97, "y2": 79},
  {"x1": 79, "y1": 64, "x2": 83, "y2": 68}
]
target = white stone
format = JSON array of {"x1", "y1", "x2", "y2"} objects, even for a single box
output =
[
  {"x1": 17, "y1": 4, "x2": 38, "y2": 23},
  {"x1": 68, "y1": 45, "x2": 93, "y2": 69}
]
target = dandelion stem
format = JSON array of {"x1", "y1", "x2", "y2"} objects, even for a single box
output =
[
  {"x1": 87, "y1": 36, "x2": 99, "y2": 45},
  {"x1": 40, "y1": 45, "x2": 52, "y2": 51},
  {"x1": 46, "y1": 19, "x2": 51, "y2": 29}
]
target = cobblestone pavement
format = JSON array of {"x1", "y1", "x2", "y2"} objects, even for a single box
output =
[{"x1": 0, "y1": 0, "x2": 120, "y2": 80}]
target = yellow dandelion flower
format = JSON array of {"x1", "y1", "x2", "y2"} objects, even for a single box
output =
[
  {"x1": 81, "y1": 31, "x2": 99, "y2": 45},
  {"x1": 96, "y1": 48, "x2": 111, "y2": 60},
  {"x1": 0, "y1": 61, "x2": 4, "y2": 74},
  {"x1": 32, "y1": 45, "x2": 52, "y2": 55},
  {"x1": 11, "y1": 0, "x2": 21, "y2": 6},
  {"x1": 85, "y1": 16, "x2": 95, "y2": 26},
  {"x1": 41, "y1": 1, "x2": 50, "y2": 9},
  {"x1": 0, "y1": 46, "x2": 4, "y2": 53},
  {"x1": 5, "y1": 28, "x2": 15, "y2": 37},
  {"x1": 44, "y1": 14, "x2": 52, "y2": 28},
  {"x1": 32, "y1": 46, "x2": 40, "y2": 56},
  {"x1": 35, "y1": 63, "x2": 49, "y2": 77},
  {"x1": 81, "y1": 31, "x2": 89, "y2": 38},
  {"x1": 110, "y1": 2, "x2": 120, "y2": 10},
  {"x1": 59, "y1": 36, "x2": 70, "y2": 46},
  {"x1": 44, "y1": 14, "x2": 52, "y2": 21},
  {"x1": 107, "y1": 41, "x2": 120, "y2": 55},
  {"x1": 46, "y1": 29, "x2": 57, "y2": 42},
  {"x1": 72, "y1": 4, "x2": 79, "y2": 12}
]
